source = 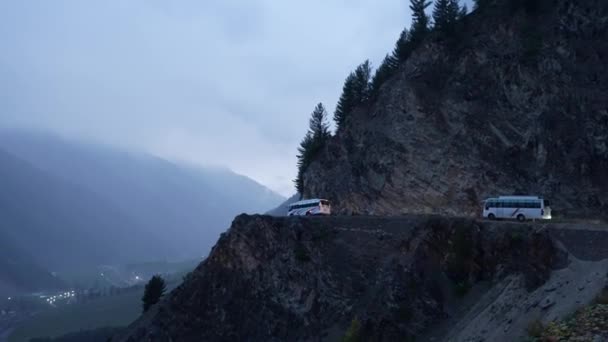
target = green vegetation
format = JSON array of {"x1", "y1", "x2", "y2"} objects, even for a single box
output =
[
  {"x1": 293, "y1": 0, "x2": 472, "y2": 192},
  {"x1": 527, "y1": 305, "x2": 608, "y2": 341},
  {"x1": 370, "y1": 55, "x2": 397, "y2": 100},
  {"x1": 432, "y1": 0, "x2": 460, "y2": 33},
  {"x1": 527, "y1": 288, "x2": 608, "y2": 341},
  {"x1": 526, "y1": 318, "x2": 544, "y2": 338},
  {"x1": 142, "y1": 275, "x2": 166, "y2": 313},
  {"x1": 342, "y1": 318, "x2": 362, "y2": 342},
  {"x1": 8, "y1": 291, "x2": 141, "y2": 342},
  {"x1": 409, "y1": 0, "x2": 432, "y2": 45},
  {"x1": 295, "y1": 103, "x2": 332, "y2": 194},
  {"x1": 333, "y1": 61, "x2": 372, "y2": 130}
]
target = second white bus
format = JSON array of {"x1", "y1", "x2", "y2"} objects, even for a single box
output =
[{"x1": 482, "y1": 196, "x2": 552, "y2": 221}]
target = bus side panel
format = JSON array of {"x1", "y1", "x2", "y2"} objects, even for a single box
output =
[
  {"x1": 288, "y1": 207, "x2": 307, "y2": 216},
  {"x1": 483, "y1": 208, "x2": 498, "y2": 218},
  {"x1": 505, "y1": 206, "x2": 525, "y2": 219}
]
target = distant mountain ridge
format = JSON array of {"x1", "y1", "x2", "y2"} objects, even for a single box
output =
[{"x1": 0, "y1": 131, "x2": 284, "y2": 285}]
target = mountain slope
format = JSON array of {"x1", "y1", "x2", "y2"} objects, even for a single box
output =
[
  {"x1": 0, "y1": 147, "x2": 166, "y2": 272},
  {"x1": 0, "y1": 131, "x2": 285, "y2": 270},
  {"x1": 302, "y1": 0, "x2": 608, "y2": 218},
  {"x1": 0, "y1": 231, "x2": 64, "y2": 296},
  {"x1": 115, "y1": 215, "x2": 608, "y2": 341}
]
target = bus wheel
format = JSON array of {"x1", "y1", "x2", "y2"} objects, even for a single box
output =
[
  {"x1": 517, "y1": 214, "x2": 526, "y2": 222},
  {"x1": 488, "y1": 213, "x2": 496, "y2": 220}
]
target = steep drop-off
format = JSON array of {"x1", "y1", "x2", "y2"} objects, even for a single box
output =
[
  {"x1": 115, "y1": 215, "x2": 608, "y2": 341},
  {"x1": 303, "y1": 0, "x2": 608, "y2": 217}
]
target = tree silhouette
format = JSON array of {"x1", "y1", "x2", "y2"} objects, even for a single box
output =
[
  {"x1": 392, "y1": 28, "x2": 412, "y2": 64},
  {"x1": 458, "y1": 3, "x2": 468, "y2": 19},
  {"x1": 142, "y1": 275, "x2": 166, "y2": 312},
  {"x1": 295, "y1": 103, "x2": 331, "y2": 194},
  {"x1": 334, "y1": 60, "x2": 372, "y2": 130},
  {"x1": 352, "y1": 60, "x2": 372, "y2": 104},
  {"x1": 334, "y1": 72, "x2": 358, "y2": 129},
  {"x1": 370, "y1": 54, "x2": 398, "y2": 99},
  {"x1": 409, "y1": 0, "x2": 432, "y2": 45},
  {"x1": 433, "y1": 0, "x2": 461, "y2": 32}
]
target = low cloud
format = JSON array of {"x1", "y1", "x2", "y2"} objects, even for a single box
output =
[{"x1": 0, "y1": 0, "x2": 446, "y2": 195}]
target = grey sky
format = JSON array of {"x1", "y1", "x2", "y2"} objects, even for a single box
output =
[{"x1": 0, "y1": 1, "x2": 470, "y2": 196}]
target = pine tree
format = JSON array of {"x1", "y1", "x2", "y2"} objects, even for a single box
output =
[
  {"x1": 433, "y1": 0, "x2": 450, "y2": 30},
  {"x1": 392, "y1": 28, "x2": 412, "y2": 64},
  {"x1": 409, "y1": 0, "x2": 432, "y2": 45},
  {"x1": 458, "y1": 3, "x2": 468, "y2": 19},
  {"x1": 334, "y1": 60, "x2": 372, "y2": 130},
  {"x1": 352, "y1": 60, "x2": 372, "y2": 104},
  {"x1": 370, "y1": 54, "x2": 398, "y2": 100},
  {"x1": 334, "y1": 72, "x2": 357, "y2": 128},
  {"x1": 309, "y1": 103, "x2": 331, "y2": 142},
  {"x1": 447, "y1": 0, "x2": 461, "y2": 25},
  {"x1": 294, "y1": 103, "x2": 331, "y2": 194},
  {"x1": 433, "y1": 0, "x2": 460, "y2": 32},
  {"x1": 295, "y1": 133, "x2": 313, "y2": 195},
  {"x1": 142, "y1": 275, "x2": 166, "y2": 313}
]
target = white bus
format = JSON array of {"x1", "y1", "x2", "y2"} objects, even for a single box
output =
[
  {"x1": 482, "y1": 196, "x2": 552, "y2": 221},
  {"x1": 287, "y1": 199, "x2": 331, "y2": 216}
]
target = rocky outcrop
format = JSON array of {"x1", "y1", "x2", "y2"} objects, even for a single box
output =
[
  {"x1": 303, "y1": 0, "x2": 608, "y2": 217},
  {"x1": 114, "y1": 215, "x2": 582, "y2": 342}
]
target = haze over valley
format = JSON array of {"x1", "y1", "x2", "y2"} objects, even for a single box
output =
[
  {"x1": 0, "y1": 131, "x2": 284, "y2": 293},
  {"x1": 3, "y1": 0, "x2": 608, "y2": 341}
]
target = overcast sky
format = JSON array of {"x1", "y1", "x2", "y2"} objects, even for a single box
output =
[{"x1": 0, "y1": 1, "x2": 471, "y2": 196}]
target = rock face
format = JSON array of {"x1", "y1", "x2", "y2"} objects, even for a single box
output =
[
  {"x1": 303, "y1": 0, "x2": 608, "y2": 217},
  {"x1": 115, "y1": 215, "x2": 564, "y2": 342}
]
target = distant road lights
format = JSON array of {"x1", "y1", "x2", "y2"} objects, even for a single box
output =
[
  {"x1": 135, "y1": 276, "x2": 140, "y2": 280},
  {"x1": 7, "y1": 297, "x2": 11, "y2": 300}
]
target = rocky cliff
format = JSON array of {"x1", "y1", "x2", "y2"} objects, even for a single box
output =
[
  {"x1": 114, "y1": 215, "x2": 608, "y2": 341},
  {"x1": 303, "y1": 0, "x2": 608, "y2": 217}
]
